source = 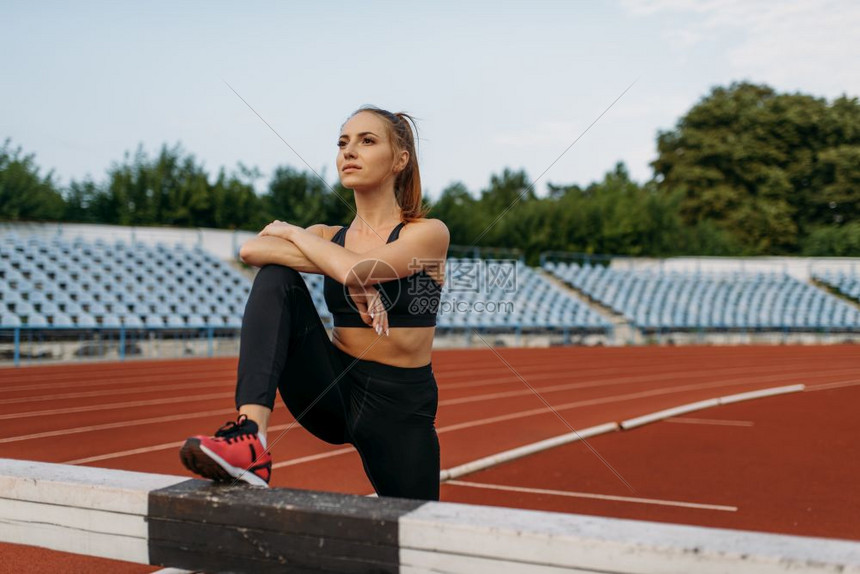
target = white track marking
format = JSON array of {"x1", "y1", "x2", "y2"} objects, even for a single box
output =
[
  {"x1": 719, "y1": 384, "x2": 805, "y2": 405},
  {"x1": 438, "y1": 383, "x2": 812, "y2": 485},
  {"x1": 621, "y1": 399, "x2": 721, "y2": 430},
  {"x1": 265, "y1": 375, "x2": 829, "y2": 470},
  {"x1": 0, "y1": 365, "x2": 232, "y2": 390},
  {"x1": 271, "y1": 446, "x2": 356, "y2": 469},
  {"x1": 621, "y1": 385, "x2": 804, "y2": 429},
  {"x1": 806, "y1": 380, "x2": 860, "y2": 392},
  {"x1": 64, "y1": 422, "x2": 295, "y2": 464},
  {"x1": 440, "y1": 363, "x2": 857, "y2": 393},
  {"x1": 2, "y1": 368, "x2": 830, "y2": 422},
  {"x1": 6, "y1": 367, "x2": 842, "y2": 442},
  {"x1": 444, "y1": 480, "x2": 738, "y2": 512},
  {"x1": 31, "y1": 373, "x2": 850, "y2": 471},
  {"x1": 437, "y1": 372, "x2": 850, "y2": 410},
  {"x1": 66, "y1": 441, "x2": 186, "y2": 465},
  {"x1": 0, "y1": 380, "x2": 233, "y2": 405},
  {"x1": 665, "y1": 417, "x2": 755, "y2": 427},
  {"x1": 0, "y1": 409, "x2": 236, "y2": 444},
  {"x1": 438, "y1": 376, "x2": 811, "y2": 434},
  {"x1": 0, "y1": 392, "x2": 232, "y2": 421},
  {"x1": 439, "y1": 422, "x2": 619, "y2": 481}
]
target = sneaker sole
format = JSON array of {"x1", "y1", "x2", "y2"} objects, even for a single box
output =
[{"x1": 179, "y1": 438, "x2": 270, "y2": 488}]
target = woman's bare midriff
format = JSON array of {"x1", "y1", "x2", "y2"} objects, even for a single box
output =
[{"x1": 332, "y1": 325, "x2": 435, "y2": 367}]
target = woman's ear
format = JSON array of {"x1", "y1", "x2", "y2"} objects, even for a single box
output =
[{"x1": 393, "y1": 149, "x2": 409, "y2": 174}]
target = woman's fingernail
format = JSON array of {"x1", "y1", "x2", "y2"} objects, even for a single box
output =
[
  {"x1": 385, "y1": 328, "x2": 390, "y2": 336},
  {"x1": 376, "y1": 325, "x2": 382, "y2": 335}
]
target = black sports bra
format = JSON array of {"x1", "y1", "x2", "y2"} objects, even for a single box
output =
[{"x1": 323, "y1": 222, "x2": 442, "y2": 328}]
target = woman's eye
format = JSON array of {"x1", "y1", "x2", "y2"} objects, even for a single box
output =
[
  {"x1": 337, "y1": 141, "x2": 345, "y2": 147},
  {"x1": 363, "y1": 138, "x2": 374, "y2": 144}
]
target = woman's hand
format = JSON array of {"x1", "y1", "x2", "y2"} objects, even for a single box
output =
[
  {"x1": 368, "y1": 288, "x2": 389, "y2": 337},
  {"x1": 258, "y1": 220, "x2": 301, "y2": 241},
  {"x1": 347, "y1": 285, "x2": 389, "y2": 336}
]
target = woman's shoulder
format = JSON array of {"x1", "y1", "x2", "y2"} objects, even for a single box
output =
[
  {"x1": 401, "y1": 218, "x2": 450, "y2": 256},
  {"x1": 403, "y1": 217, "x2": 449, "y2": 236}
]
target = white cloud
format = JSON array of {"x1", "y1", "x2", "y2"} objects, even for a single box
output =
[{"x1": 620, "y1": 0, "x2": 860, "y2": 97}]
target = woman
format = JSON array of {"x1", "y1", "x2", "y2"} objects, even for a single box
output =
[{"x1": 180, "y1": 106, "x2": 448, "y2": 501}]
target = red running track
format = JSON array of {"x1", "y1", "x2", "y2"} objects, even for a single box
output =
[{"x1": 1, "y1": 344, "x2": 858, "y2": 573}]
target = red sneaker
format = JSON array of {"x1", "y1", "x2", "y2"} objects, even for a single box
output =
[{"x1": 180, "y1": 414, "x2": 272, "y2": 487}]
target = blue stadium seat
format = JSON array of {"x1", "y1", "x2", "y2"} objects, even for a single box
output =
[
  {"x1": 0, "y1": 313, "x2": 21, "y2": 327},
  {"x1": 120, "y1": 313, "x2": 145, "y2": 328},
  {"x1": 186, "y1": 314, "x2": 207, "y2": 327},
  {"x1": 51, "y1": 313, "x2": 75, "y2": 327},
  {"x1": 165, "y1": 315, "x2": 186, "y2": 328},
  {"x1": 144, "y1": 315, "x2": 165, "y2": 328},
  {"x1": 26, "y1": 313, "x2": 50, "y2": 327}
]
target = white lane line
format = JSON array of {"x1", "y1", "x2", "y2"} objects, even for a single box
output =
[
  {"x1": 806, "y1": 380, "x2": 860, "y2": 392},
  {"x1": 0, "y1": 409, "x2": 236, "y2": 444},
  {"x1": 620, "y1": 384, "x2": 806, "y2": 431},
  {"x1": 34, "y1": 372, "x2": 844, "y2": 469},
  {"x1": 665, "y1": 417, "x2": 755, "y2": 427},
  {"x1": 440, "y1": 363, "x2": 858, "y2": 395},
  {"x1": 621, "y1": 398, "x2": 720, "y2": 430},
  {"x1": 0, "y1": 392, "x2": 233, "y2": 421},
  {"x1": 444, "y1": 480, "x2": 738, "y2": 512},
  {"x1": 0, "y1": 380, "x2": 233, "y2": 405},
  {"x1": 5, "y1": 366, "x2": 829, "y2": 436},
  {"x1": 439, "y1": 422, "x2": 619, "y2": 482},
  {"x1": 217, "y1": 377, "x2": 827, "y2": 471},
  {"x1": 65, "y1": 440, "x2": 185, "y2": 465},
  {"x1": 719, "y1": 384, "x2": 805, "y2": 405},
  {"x1": 271, "y1": 446, "x2": 355, "y2": 469},
  {"x1": 436, "y1": 383, "x2": 810, "y2": 486},
  {"x1": 437, "y1": 374, "x2": 814, "y2": 435},
  {"x1": 14, "y1": 373, "x2": 854, "y2": 478},
  {"x1": 64, "y1": 422, "x2": 297, "y2": 465},
  {"x1": 0, "y1": 364, "x2": 232, "y2": 390}
]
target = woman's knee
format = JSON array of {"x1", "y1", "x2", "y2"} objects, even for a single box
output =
[{"x1": 253, "y1": 264, "x2": 307, "y2": 290}]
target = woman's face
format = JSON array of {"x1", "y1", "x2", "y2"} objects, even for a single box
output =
[{"x1": 337, "y1": 111, "x2": 406, "y2": 191}]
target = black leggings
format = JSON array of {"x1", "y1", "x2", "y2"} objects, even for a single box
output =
[{"x1": 235, "y1": 264, "x2": 440, "y2": 501}]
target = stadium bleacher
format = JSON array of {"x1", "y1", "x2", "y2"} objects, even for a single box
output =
[
  {"x1": 543, "y1": 261, "x2": 860, "y2": 332},
  {"x1": 0, "y1": 234, "x2": 257, "y2": 330},
  {"x1": 436, "y1": 258, "x2": 612, "y2": 332},
  {"x1": 0, "y1": 235, "x2": 611, "y2": 335},
  {"x1": 2, "y1": 232, "x2": 858, "y2": 341},
  {"x1": 814, "y1": 270, "x2": 860, "y2": 304}
]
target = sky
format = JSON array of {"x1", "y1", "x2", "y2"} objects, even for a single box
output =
[{"x1": 2, "y1": 0, "x2": 859, "y2": 201}]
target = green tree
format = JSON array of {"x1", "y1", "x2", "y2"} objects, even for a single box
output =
[
  {"x1": 474, "y1": 168, "x2": 536, "y2": 246},
  {"x1": 102, "y1": 143, "x2": 226, "y2": 227},
  {"x1": 0, "y1": 139, "x2": 65, "y2": 221},
  {"x1": 322, "y1": 182, "x2": 356, "y2": 227},
  {"x1": 801, "y1": 223, "x2": 860, "y2": 256},
  {"x1": 265, "y1": 166, "x2": 329, "y2": 228},
  {"x1": 546, "y1": 162, "x2": 688, "y2": 257},
  {"x1": 428, "y1": 182, "x2": 478, "y2": 246},
  {"x1": 210, "y1": 165, "x2": 267, "y2": 230},
  {"x1": 653, "y1": 82, "x2": 860, "y2": 254},
  {"x1": 63, "y1": 178, "x2": 103, "y2": 223},
  {"x1": 815, "y1": 145, "x2": 860, "y2": 225}
]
